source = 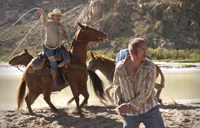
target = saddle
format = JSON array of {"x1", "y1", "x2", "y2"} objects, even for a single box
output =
[
  {"x1": 29, "y1": 45, "x2": 70, "y2": 75},
  {"x1": 28, "y1": 46, "x2": 70, "y2": 86}
]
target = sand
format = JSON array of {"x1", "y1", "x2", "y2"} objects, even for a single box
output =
[{"x1": 0, "y1": 99, "x2": 200, "y2": 128}]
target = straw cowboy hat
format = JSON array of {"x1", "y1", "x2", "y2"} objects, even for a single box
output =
[{"x1": 48, "y1": 8, "x2": 65, "y2": 18}]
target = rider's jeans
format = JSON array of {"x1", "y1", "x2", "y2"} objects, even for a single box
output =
[{"x1": 43, "y1": 45, "x2": 58, "y2": 71}]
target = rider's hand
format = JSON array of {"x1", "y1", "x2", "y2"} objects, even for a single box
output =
[
  {"x1": 37, "y1": 8, "x2": 45, "y2": 15},
  {"x1": 116, "y1": 103, "x2": 129, "y2": 117}
]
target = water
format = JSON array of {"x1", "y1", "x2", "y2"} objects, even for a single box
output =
[
  {"x1": 0, "y1": 64, "x2": 200, "y2": 110},
  {"x1": 158, "y1": 73, "x2": 200, "y2": 101}
]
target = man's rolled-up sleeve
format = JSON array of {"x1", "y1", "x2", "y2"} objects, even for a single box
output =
[{"x1": 113, "y1": 67, "x2": 122, "y2": 101}]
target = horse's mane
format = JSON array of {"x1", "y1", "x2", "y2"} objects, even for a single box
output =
[
  {"x1": 73, "y1": 26, "x2": 81, "y2": 41},
  {"x1": 96, "y1": 54, "x2": 115, "y2": 63}
]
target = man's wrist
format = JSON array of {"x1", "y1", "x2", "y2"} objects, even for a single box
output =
[{"x1": 126, "y1": 103, "x2": 130, "y2": 109}]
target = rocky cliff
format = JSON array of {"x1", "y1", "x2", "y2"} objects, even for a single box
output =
[
  {"x1": 0, "y1": 0, "x2": 199, "y2": 59},
  {"x1": 76, "y1": 0, "x2": 200, "y2": 51}
]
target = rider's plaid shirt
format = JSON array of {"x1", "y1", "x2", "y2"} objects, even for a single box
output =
[{"x1": 114, "y1": 58, "x2": 158, "y2": 116}]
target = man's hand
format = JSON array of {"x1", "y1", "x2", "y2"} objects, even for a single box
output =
[
  {"x1": 37, "y1": 8, "x2": 45, "y2": 15},
  {"x1": 60, "y1": 30, "x2": 70, "y2": 39},
  {"x1": 116, "y1": 103, "x2": 129, "y2": 117}
]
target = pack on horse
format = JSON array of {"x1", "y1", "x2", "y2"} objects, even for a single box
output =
[
  {"x1": 87, "y1": 51, "x2": 165, "y2": 104},
  {"x1": 9, "y1": 22, "x2": 107, "y2": 115}
]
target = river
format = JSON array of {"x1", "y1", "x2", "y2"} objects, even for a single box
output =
[{"x1": 0, "y1": 63, "x2": 200, "y2": 110}]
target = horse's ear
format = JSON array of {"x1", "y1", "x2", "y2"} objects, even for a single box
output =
[
  {"x1": 23, "y1": 49, "x2": 28, "y2": 53},
  {"x1": 78, "y1": 22, "x2": 84, "y2": 29},
  {"x1": 91, "y1": 51, "x2": 95, "y2": 59}
]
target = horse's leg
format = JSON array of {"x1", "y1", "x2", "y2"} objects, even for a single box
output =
[
  {"x1": 67, "y1": 94, "x2": 81, "y2": 105},
  {"x1": 67, "y1": 97, "x2": 75, "y2": 105},
  {"x1": 69, "y1": 82, "x2": 81, "y2": 114},
  {"x1": 155, "y1": 83, "x2": 163, "y2": 104},
  {"x1": 25, "y1": 91, "x2": 33, "y2": 114},
  {"x1": 30, "y1": 91, "x2": 42, "y2": 105},
  {"x1": 25, "y1": 89, "x2": 41, "y2": 114},
  {"x1": 79, "y1": 82, "x2": 89, "y2": 108},
  {"x1": 43, "y1": 86, "x2": 58, "y2": 112}
]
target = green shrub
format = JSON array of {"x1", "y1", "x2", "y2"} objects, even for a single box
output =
[{"x1": 181, "y1": 64, "x2": 197, "y2": 68}]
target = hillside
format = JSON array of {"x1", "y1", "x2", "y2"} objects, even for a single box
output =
[{"x1": 0, "y1": 0, "x2": 200, "y2": 61}]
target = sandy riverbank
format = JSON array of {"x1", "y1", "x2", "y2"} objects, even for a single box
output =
[{"x1": 0, "y1": 99, "x2": 200, "y2": 128}]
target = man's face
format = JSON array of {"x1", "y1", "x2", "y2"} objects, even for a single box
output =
[
  {"x1": 134, "y1": 42, "x2": 147, "y2": 61},
  {"x1": 52, "y1": 15, "x2": 62, "y2": 24}
]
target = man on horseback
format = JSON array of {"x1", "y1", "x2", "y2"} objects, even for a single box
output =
[{"x1": 37, "y1": 8, "x2": 70, "y2": 86}]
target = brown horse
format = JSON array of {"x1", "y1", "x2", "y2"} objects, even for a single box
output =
[
  {"x1": 10, "y1": 22, "x2": 107, "y2": 115},
  {"x1": 9, "y1": 49, "x2": 33, "y2": 67},
  {"x1": 87, "y1": 52, "x2": 165, "y2": 104}
]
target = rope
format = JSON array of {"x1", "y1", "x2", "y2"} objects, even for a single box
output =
[
  {"x1": 6, "y1": 16, "x2": 42, "y2": 61},
  {"x1": 0, "y1": 7, "x2": 40, "y2": 37},
  {"x1": 2, "y1": 7, "x2": 41, "y2": 61},
  {"x1": 40, "y1": 18, "x2": 44, "y2": 43}
]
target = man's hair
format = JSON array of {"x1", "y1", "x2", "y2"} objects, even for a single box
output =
[{"x1": 128, "y1": 38, "x2": 145, "y2": 54}]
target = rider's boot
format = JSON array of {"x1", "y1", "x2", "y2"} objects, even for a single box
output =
[{"x1": 57, "y1": 48, "x2": 70, "y2": 68}]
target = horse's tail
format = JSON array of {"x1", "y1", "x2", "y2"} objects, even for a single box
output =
[
  {"x1": 88, "y1": 69, "x2": 106, "y2": 100},
  {"x1": 17, "y1": 77, "x2": 26, "y2": 111},
  {"x1": 156, "y1": 65, "x2": 165, "y2": 88}
]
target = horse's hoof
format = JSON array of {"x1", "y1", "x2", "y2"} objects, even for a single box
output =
[
  {"x1": 78, "y1": 111, "x2": 85, "y2": 118},
  {"x1": 29, "y1": 111, "x2": 34, "y2": 115}
]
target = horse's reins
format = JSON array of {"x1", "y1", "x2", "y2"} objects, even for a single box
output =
[{"x1": 16, "y1": 66, "x2": 24, "y2": 72}]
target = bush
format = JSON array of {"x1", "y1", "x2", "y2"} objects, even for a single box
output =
[
  {"x1": 88, "y1": 48, "x2": 200, "y2": 63},
  {"x1": 148, "y1": 48, "x2": 200, "y2": 62}
]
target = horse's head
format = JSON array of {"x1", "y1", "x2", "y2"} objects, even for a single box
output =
[
  {"x1": 74, "y1": 22, "x2": 107, "y2": 42},
  {"x1": 87, "y1": 51, "x2": 98, "y2": 71},
  {"x1": 9, "y1": 49, "x2": 33, "y2": 66}
]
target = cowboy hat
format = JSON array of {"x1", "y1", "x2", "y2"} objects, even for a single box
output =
[{"x1": 48, "y1": 8, "x2": 65, "y2": 18}]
